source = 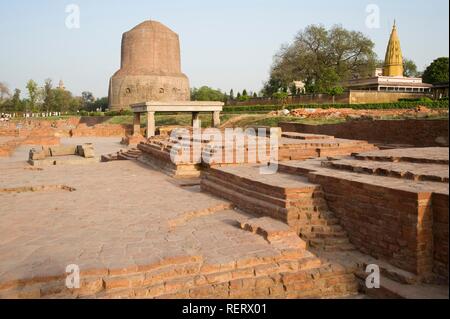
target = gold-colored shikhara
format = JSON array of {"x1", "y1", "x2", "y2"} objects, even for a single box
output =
[{"x1": 383, "y1": 21, "x2": 404, "y2": 77}]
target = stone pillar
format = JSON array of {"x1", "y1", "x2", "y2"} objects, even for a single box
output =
[
  {"x1": 146, "y1": 112, "x2": 156, "y2": 138},
  {"x1": 192, "y1": 112, "x2": 201, "y2": 129},
  {"x1": 133, "y1": 112, "x2": 141, "y2": 136},
  {"x1": 212, "y1": 111, "x2": 221, "y2": 128}
]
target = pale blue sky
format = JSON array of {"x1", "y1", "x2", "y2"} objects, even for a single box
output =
[{"x1": 0, "y1": 0, "x2": 448, "y2": 98}]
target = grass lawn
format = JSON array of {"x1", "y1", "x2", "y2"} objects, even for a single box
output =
[{"x1": 8, "y1": 112, "x2": 448, "y2": 128}]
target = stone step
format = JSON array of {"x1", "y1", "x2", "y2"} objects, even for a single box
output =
[
  {"x1": 282, "y1": 132, "x2": 333, "y2": 140},
  {"x1": 355, "y1": 271, "x2": 448, "y2": 299},
  {"x1": 324, "y1": 158, "x2": 449, "y2": 183}
]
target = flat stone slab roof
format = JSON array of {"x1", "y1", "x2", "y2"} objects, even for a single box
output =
[{"x1": 131, "y1": 101, "x2": 224, "y2": 113}]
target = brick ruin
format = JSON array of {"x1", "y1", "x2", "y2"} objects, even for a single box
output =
[
  {"x1": 0, "y1": 117, "x2": 132, "y2": 157},
  {"x1": 280, "y1": 119, "x2": 449, "y2": 148},
  {"x1": 0, "y1": 118, "x2": 448, "y2": 299},
  {"x1": 98, "y1": 128, "x2": 448, "y2": 298}
]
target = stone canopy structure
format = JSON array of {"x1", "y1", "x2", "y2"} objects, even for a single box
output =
[{"x1": 108, "y1": 20, "x2": 190, "y2": 111}]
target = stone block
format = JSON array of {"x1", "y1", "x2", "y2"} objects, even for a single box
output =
[
  {"x1": 78, "y1": 144, "x2": 95, "y2": 158},
  {"x1": 29, "y1": 148, "x2": 46, "y2": 160},
  {"x1": 49, "y1": 145, "x2": 77, "y2": 156}
]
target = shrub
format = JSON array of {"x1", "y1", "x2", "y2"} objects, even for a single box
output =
[
  {"x1": 105, "y1": 110, "x2": 133, "y2": 117},
  {"x1": 222, "y1": 100, "x2": 449, "y2": 113}
]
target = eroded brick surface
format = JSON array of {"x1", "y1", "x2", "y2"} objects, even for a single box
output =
[{"x1": 0, "y1": 160, "x2": 358, "y2": 299}]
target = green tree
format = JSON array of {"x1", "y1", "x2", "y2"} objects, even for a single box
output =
[
  {"x1": 190, "y1": 86, "x2": 225, "y2": 101},
  {"x1": 0, "y1": 82, "x2": 10, "y2": 101},
  {"x1": 328, "y1": 86, "x2": 345, "y2": 104},
  {"x1": 422, "y1": 57, "x2": 449, "y2": 84},
  {"x1": 272, "y1": 91, "x2": 289, "y2": 107},
  {"x1": 229, "y1": 89, "x2": 234, "y2": 100},
  {"x1": 53, "y1": 88, "x2": 74, "y2": 112},
  {"x1": 26, "y1": 79, "x2": 39, "y2": 112},
  {"x1": 81, "y1": 91, "x2": 95, "y2": 111},
  {"x1": 11, "y1": 89, "x2": 24, "y2": 112},
  {"x1": 242, "y1": 89, "x2": 248, "y2": 97},
  {"x1": 403, "y1": 58, "x2": 419, "y2": 77},
  {"x1": 42, "y1": 79, "x2": 55, "y2": 112},
  {"x1": 266, "y1": 24, "x2": 376, "y2": 94},
  {"x1": 93, "y1": 97, "x2": 109, "y2": 111}
]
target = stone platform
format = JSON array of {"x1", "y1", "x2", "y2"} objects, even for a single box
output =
[
  {"x1": 201, "y1": 165, "x2": 355, "y2": 252},
  {"x1": 0, "y1": 160, "x2": 358, "y2": 299},
  {"x1": 277, "y1": 148, "x2": 449, "y2": 281},
  {"x1": 135, "y1": 131, "x2": 377, "y2": 178},
  {"x1": 199, "y1": 147, "x2": 448, "y2": 296}
]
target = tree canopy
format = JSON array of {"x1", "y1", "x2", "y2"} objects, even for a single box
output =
[
  {"x1": 422, "y1": 57, "x2": 449, "y2": 84},
  {"x1": 0, "y1": 82, "x2": 10, "y2": 101},
  {"x1": 0, "y1": 79, "x2": 107, "y2": 113},
  {"x1": 191, "y1": 86, "x2": 225, "y2": 102},
  {"x1": 263, "y1": 24, "x2": 376, "y2": 96},
  {"x1": 403, "y1": 58, "x2": 420, "y2": 77}
]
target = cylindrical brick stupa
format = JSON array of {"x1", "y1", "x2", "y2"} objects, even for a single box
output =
[{"x1": 108, "y1": 20, "x2": 190, "y2": 111}]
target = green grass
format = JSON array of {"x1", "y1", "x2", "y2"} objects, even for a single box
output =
[
  {"x1": 8, "y1": 110, "x2": 448, "y2": 129},
  {"x1": 228, "y1": 115, "x2": 346, "y2": 127}
]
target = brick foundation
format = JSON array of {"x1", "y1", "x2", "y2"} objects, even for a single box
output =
[{"x1": 280, "y1": 119, "x2": 449, "y2": 147}]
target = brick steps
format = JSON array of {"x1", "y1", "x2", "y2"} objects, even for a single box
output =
[
  {"x1": 117, "y1": 149, "x2": 142, "y2": 161},
  {"x1": 282, "y1": 132, "x2": 333, "y2": 140},
  {"x1": 355, "y1": 271, "x2": 448, "y2": 299},
  {"x1": 322, "y1": 158, "x2": 449, "y2": 183},
  {"x1": 201, "y1": 165, "x2": 356, "y2": 252},
  {"x1": 351, "y1": 147, "x2": 449, "y2": 165},
  {"x1": 101, "y1": 149, "x2": 142, "y2": 162},
  {"x1": 0, "y1": 250, "x2": 359, "y2": 299}
]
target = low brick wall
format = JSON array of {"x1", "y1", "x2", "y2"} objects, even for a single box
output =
[
  {"x1": 432, "y1": 193, "x2": 449, "y2": 279},
  {"x1": 280, "y1": 119, "x2": 449, "y2": 147},
  {"x1": 308, "y1": 172, "x2": 448, "y2": 280},
  {"x1": 349, "y1": 91, "x2": 431, "y2": 104},
  {"x1": 70, "y1": 123, "x2": 131, "y2": 137}
]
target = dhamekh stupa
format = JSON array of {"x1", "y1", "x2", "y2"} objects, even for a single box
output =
[{"x1": 108, "y1": 20, "x2": 190, "y2": 111}]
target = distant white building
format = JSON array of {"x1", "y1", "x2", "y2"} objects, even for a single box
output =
[
  {"x1": 345, "y1": 23, "x2": 432, "y2": 93},
  {"x1": 292, "y1": 81, "x2": 306, "y2": 94}
]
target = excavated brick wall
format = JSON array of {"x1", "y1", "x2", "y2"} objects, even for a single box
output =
[
  {"x1": 0, "y1": 253, "x2": 358, "y2": 299},
  {"x1": 70, "y1": 123, "x2": 131, "y2": 137},
  {"x1": 432, "y1": 193, "x2": 449, "y2": 280},
  {"x1": 308, "y1": 173, "x2": 437, "y2": 278},
  {"x1": 280, "y1": 119, "x2": 449, "y2": 147}
]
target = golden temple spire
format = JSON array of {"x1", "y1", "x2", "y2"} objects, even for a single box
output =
[{"x1": 383, "y1": 21, "x2": 404, "y2": 77}]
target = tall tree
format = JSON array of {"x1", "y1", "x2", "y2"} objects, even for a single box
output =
[
  {"x1": 42, "y1": 79, "x2": 55, "y2": 112},
  {"x1": 26, "y1": 79, "x2": 39, "y2": 112},
  {"x1": 0, "y1": 82, "x2": 10, "y2": 101},
  {"x1": 11, "y1": 89, "x2": 23, "y2": 112},
  {"x1": 403, "y1": 58, "x2": 419, "y2": 77},
  {"x1": 263, "y1": 24, "x2": 376, "y2": 95},
  {"x1": 422, "y1": 57, "x2": 449, "y2": 84},
  {"x1": 53, "y1": 88, "x2": 74, "y2": 112},
  {"x1": 81, "y1": 91, "x2": 95, "y2": 111},
  {"x1": 191, "y1": 86, "x2": 225, "y2": 102},
  {"x1": 229, "y1": 89, "x2": 234, "y2": 100}
]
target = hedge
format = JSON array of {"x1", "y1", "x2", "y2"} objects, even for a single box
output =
[{"x1": 223, "y1": 100, "x2": 449, "y2": 113}]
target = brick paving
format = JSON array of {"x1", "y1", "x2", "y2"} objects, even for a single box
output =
[{"x1": 0, "y1": 157, "x2": 361, "y2": 298}]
